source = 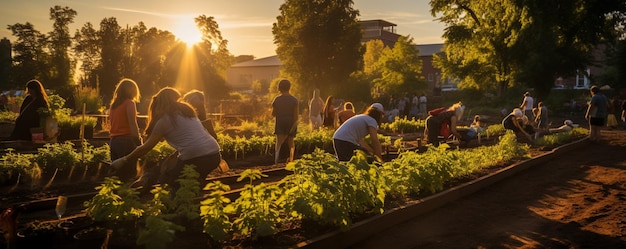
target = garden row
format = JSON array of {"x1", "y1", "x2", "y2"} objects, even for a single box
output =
[{"x1": 68, "y1": 129, "x2": 587, "y2": 247}]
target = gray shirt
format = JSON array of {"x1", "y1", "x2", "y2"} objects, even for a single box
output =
[
  {"x1": 333, "y1": 114, "x2": 378, "y2": 145},
  {"x1": 154, "y1": 114, "x2": 220, "y2": 160}
]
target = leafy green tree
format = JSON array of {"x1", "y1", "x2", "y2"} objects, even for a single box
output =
[
  {"x1": 431, "y1": 0, "x2": 523, "y2": 96},
  {"x1": 98, "y1": 17, "x2": 124, "y2": 101},
  {"x1": 273, "y1": 0, "x2": 363, "y2": 98},
  {"x1": 512, "y1": 0, "x2": 626, "y2": 100},
  {"x1": 363, "y1": 39, "x2": 388, "y2": 76},
  {"x1": 7, "y1": 22, "x2": 50, "y2": 86},
  {"x1": 372, "y1": 36, "x2": 425, "y2": 96},
  {"x1": 431, "y1": 0, "x2": 626, "y2": 100},
  {"x1": 131, "y1": 23, "x2": 177, "y2": 99},
  {"x1": 74, "y1": 22, "x2": 101, "y2": 89},
  {"x1": 48, "y1": 5, "x2": 77, "y2": 94},
  {"x1": 192, "y1": 15, "x2": 231, "y2": 100}
]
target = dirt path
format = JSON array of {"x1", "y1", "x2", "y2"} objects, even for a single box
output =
[{"x1": 353, "y1": 129, "x2": 626, "y2": 249}]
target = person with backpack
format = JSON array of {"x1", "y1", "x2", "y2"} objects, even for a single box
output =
[{"x1": 424, "y1": 102, "x2": 465, "y2": 146}]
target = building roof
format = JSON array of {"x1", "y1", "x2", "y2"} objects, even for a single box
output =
[
  {"x1": 230, "y1": 43, "x2": 445, "y2": 69},
  {"x1": 231, "y1": 55, "x2": 281, "y2": 68},
  {"x1": 415, "y1": 43, "x2": 444, "y2": 56},
  {"x1": 359, "y1": 19, "x2": 397, "y2": 27}
]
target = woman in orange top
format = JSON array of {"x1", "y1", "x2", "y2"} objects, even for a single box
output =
[{"x1": 108, "y1": 78, "x2": 142, "y2": 181}]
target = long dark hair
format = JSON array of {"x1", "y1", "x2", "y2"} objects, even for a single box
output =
[{"x1": 26, "y1": 79, "x2": 49, "y2": 106}]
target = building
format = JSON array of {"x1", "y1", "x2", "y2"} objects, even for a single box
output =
[
  {"x1": 414, "y1": 43, "x2": 457, "y2": 94},
  {"x1": 226, "y1": 55, "x2": 281, "y2": 91},
  {"x1": 226, "y1": 19, "x2": 402, "y2": 90},
  {"x1": 359, "y1": 19, "x2": 401, "y2": 48}
]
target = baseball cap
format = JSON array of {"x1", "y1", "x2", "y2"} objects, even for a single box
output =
[{"x1": 370, "y1": 103, "x2": 384, "y2": 113}]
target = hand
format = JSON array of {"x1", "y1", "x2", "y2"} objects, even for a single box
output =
[{"x1": 110, "y1": 157, "x2": 128, "y2": 171}]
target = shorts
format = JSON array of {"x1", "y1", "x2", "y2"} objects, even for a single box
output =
[{"x1": 275, "y1": 117, "x2": 296, "y2": 136}]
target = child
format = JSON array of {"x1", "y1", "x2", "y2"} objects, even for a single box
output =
[{"x1": 465, "y1": 115, "x2": 484, "y2": 139}]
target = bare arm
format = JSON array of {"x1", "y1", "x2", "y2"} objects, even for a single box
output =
[
  {"x1": 125, "y1": 101, "x2": 141, "y2": 142},
  {"x1": 125, "y1": 131, "x2": 163, "y2": 162},
  {"x1": 358, "y1": 126, "x2": 382, "y2": 161}
]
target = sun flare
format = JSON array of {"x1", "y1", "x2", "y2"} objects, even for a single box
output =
[{"x1": 173, "y1": 17, "x2": 202, "y2": 47}]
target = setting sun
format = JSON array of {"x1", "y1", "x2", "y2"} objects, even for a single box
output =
[{"x1": 173, "y1": 17, "x2": 202, "y2": 47}]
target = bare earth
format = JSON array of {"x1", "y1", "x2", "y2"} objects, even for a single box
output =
[{"x1": 353, "y1": 129, "x2": 626, "y2": 249}]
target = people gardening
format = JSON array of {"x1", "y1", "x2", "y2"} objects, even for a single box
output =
[
  {"x1": 424, "y1": 102, "x2": 465, "y2": 146},
  {"x1": 502, "y1": 108, "x2": 535, "y2": 142},
  {"x1": 110, "y1": 87, "x2": 222, "y2": 187},
  {"x1": 333, "y1": 103, "x2": 384, "y2": 162}
]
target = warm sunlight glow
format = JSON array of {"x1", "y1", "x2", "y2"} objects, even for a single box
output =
[{"x1": 173, "y1": 17, "x2": 202, "y2": 47}]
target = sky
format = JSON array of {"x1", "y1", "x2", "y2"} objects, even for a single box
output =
[{"x1": 0, "y1": 0, "x2": 445, "y2": 59}]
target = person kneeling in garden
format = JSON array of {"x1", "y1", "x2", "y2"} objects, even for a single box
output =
[
  {"x1": 333, "y1": 103, "x2": 384, "y2": 162},
  {"x1": 502, "y1": 108, "x2": 535, "y2": 142},
  {"x1": 110, "y1": 87, "x2": 222, "y2": 189},
  {"x1": 424, "y1": 102, "x2": 465, "y2": 146}
]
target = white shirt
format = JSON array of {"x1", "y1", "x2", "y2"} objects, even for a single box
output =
[
  {"x1": 523, "y1": 96, "x2": 534, "y2": 111},
  {"x1": 154, "y1": 114, "x2": 220, "y2": 160},
  {"x1": 333, "y1": 114, "x2": 378, "y2": 145}
]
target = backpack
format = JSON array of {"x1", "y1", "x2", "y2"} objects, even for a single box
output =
[{"x1": 428, "y1": 107, "x2": 447, "y2": 116}]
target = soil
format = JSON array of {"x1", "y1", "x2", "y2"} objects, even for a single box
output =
[{"x1": 353, "y1": 128, "x2": 626, "y2": 249}]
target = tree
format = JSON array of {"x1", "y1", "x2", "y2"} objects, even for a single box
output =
[
  {"x1": 372, "y1": 36, "x2": 425, "y2": 96},
  {"x1": 74, "y1": 22, "x2": 101, "y2": 88},
  {"x1": 98, "y1": 17, "x2": 124, "y2": 102},
  {"x1": 131, "y1": 23, "x2": 177, "y2": 99},
  {"x1": 7, "y1": 22, "x2": 50, "y2": 86},
  {"x1": 430, "y1": 0, "x2": 626, "y2": 99},
  {"x1": 48, "y1": 5, "x2": 77, "y2": 94},
  {"x1": 431, "y1": 0, "x2": 524, "y2": 96},
  {"x1": 192, "y1": 15, "x2": 231, "y2": 100},
  {"x1": 273, "y1": 0, "x2": 363, "y2": 98}
]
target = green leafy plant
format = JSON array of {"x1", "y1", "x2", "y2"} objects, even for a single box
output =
[
  {"x1": 200, "y1": 181, "x2": 232, "y2": 241},
  {"x1": 83, "y1": 177, "x2": 144, "y2": 225},
  {"x1": 227, "y1": 169, "x2": 282, "y2": 239}
]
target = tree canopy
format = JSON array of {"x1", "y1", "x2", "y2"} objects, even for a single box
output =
[
  {"x1": 273, "y1": 0, "x2": 363, "y2": 98},
  {"x1": 430, "y1": 0, "x2": 626, "y2": 100}
]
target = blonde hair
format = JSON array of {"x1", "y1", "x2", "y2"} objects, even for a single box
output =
[
  {"x1": 448, "y1": 102, "x2": 465, "y2": 120},
  {"x1": 144, "y1": 87, "x2": 195, "y2": 135},
  {"x1": 110, "y1": 78, "x2": 140, "y2": 109}
]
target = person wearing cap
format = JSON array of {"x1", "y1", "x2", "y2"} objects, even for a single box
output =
[
  {"x1": 333, "y1": 103, "x2": 385, "y2": 162},
  {"x1": 424, "y1": 102, "x2": 465, "y2": 146},
  {"x1": 271, "y1": 79, "x2": 298, "y2": 164},
  {"x1": 502, "y1": 108, "x2": 535, "y2": 141},
  {"x1": 520, "y1": 92, "x2": 534, "y2": 121}
]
